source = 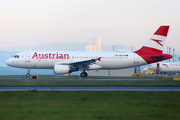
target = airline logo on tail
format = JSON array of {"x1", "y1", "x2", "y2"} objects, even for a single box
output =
[{"x1": 151, "y1": 39, "x2": 163, "y2": 46}]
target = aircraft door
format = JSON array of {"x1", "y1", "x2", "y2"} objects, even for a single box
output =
[
  {"x1": 134, "y1": 54, "x2": 139, "y2": 63},
  {"x1": 25, "y1": 52, "x2": 30, "y2": 62}
]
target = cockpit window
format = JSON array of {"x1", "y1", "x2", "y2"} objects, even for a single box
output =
[{"x1": 12, "y1": 55, "x2": 20, "y2": 58}]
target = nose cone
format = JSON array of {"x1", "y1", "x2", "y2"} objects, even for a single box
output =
[{"x1": 6, "y1": 59, "x2": 13, "y2": 66}]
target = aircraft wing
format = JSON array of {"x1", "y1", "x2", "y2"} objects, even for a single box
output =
[{"x1": 60, "y1": 57, "x2": 102, "y2": 68}]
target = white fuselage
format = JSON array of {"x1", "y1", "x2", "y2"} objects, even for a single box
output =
[
  {"x1": 150, "y1": 62, "x2": 180, "y2": 73},
  {"x1": 6, "y1": 51, "x2": 147, "y2": 70}
]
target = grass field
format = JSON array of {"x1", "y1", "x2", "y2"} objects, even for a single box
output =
[
  {"x1": 0, "y1": 75, "x2": 180, "y2": 86},
  {"x1": 0, "y1": 75, "x2": 180, "y2": 120},
  {"x1": 0, "y1": 91, "x2": 180, "y2": 120}
]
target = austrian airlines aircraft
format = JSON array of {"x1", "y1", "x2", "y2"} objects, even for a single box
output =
[
  {"x1": 6, "y1": 26, "x2": 172, "y2": 77},
  {"x1": 149, "y1": 62, "x2": 180, "y2": 73}
]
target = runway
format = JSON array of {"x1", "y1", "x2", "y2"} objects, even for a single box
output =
[{"x1": 0, "y1": 85, "x2": 180, "y2": 91}]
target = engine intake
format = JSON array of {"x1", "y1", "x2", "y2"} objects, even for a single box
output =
[{"x1": 54, "y1": 65, "x2": 70, "y2": 74}]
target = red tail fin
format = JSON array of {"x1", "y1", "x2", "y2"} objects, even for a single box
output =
[{"x1": 134, "y1": 26, "x2": 171, "y2": 64}]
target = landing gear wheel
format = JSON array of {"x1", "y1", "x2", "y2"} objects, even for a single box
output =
[
  {"x1": 26, "y1": 73, "x2": 30, "y2": 77},
  {"x1": 80, "y1": 72, "x2": 88, "y2": 77},
  {"x1": 26, "y1": 68, "x2": 31, "y2": 77}
]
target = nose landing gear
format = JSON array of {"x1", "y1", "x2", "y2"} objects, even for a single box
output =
[{"x1": 26, "y1": 68, "x2": 31, "y2": 77}]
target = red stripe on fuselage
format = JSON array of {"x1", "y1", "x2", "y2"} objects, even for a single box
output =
[{"x1": 134, "y1": 46, "x2": 172, "y2": 64}]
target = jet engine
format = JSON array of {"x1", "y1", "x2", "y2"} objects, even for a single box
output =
[{"x1": 54, "y1": 65, "x2": 70, "y2": 74}]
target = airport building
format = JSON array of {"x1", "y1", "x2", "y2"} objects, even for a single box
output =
[
  {"x1": 85, "y1": 45, "x2": 94, "y2": 51},
  {"x1": 86, "y1": 38, "x2": 101, "y2": 51}
]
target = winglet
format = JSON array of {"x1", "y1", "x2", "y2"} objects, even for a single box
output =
[{"x1": 97, "y1": 57, "x2": 102, "y2": 62}]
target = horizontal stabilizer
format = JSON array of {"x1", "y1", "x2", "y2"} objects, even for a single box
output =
[{"x1": 149, "y1": 55, "x2": 167, "y2": 59}]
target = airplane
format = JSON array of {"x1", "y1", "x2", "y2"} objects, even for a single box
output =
[
  {"x1": 145, "y1": 62, "x2": 180, "y2": 73},
  {"x1": 6, "y1": 25, "x2": 172, "y2": 77}
]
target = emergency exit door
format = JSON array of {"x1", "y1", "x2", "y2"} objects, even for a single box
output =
[{"x1": 25, "y1": 52, "x2": 30, "y2": 62}]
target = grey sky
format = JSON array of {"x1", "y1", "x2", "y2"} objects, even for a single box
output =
[{"x1": 0, "y1": 0, "x2": 180, "y2": 51}]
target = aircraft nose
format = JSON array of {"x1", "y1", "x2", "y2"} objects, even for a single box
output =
[{"x1": 6, "y1": 59, "x2": 13, "y2": 66}]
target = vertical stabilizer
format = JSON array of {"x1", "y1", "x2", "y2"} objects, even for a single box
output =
[
  {"x1": 134, "y1": 26, "x2": 171, "y2": 64},
  {"x1": 142, "y1": 26, "x2": 169, "y2": 53}
]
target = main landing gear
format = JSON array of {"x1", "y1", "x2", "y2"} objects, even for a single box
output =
[
  {"x1": 80, "y1": 70, "x2": 88, "y2": 77},
  {"x1": 26, "y1": 68, "x2": 31, "y2": 77}
]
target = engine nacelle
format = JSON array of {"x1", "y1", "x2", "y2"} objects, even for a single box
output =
[{"x1": 54, "y1": 65, "x2": 70, "y2": 74}]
